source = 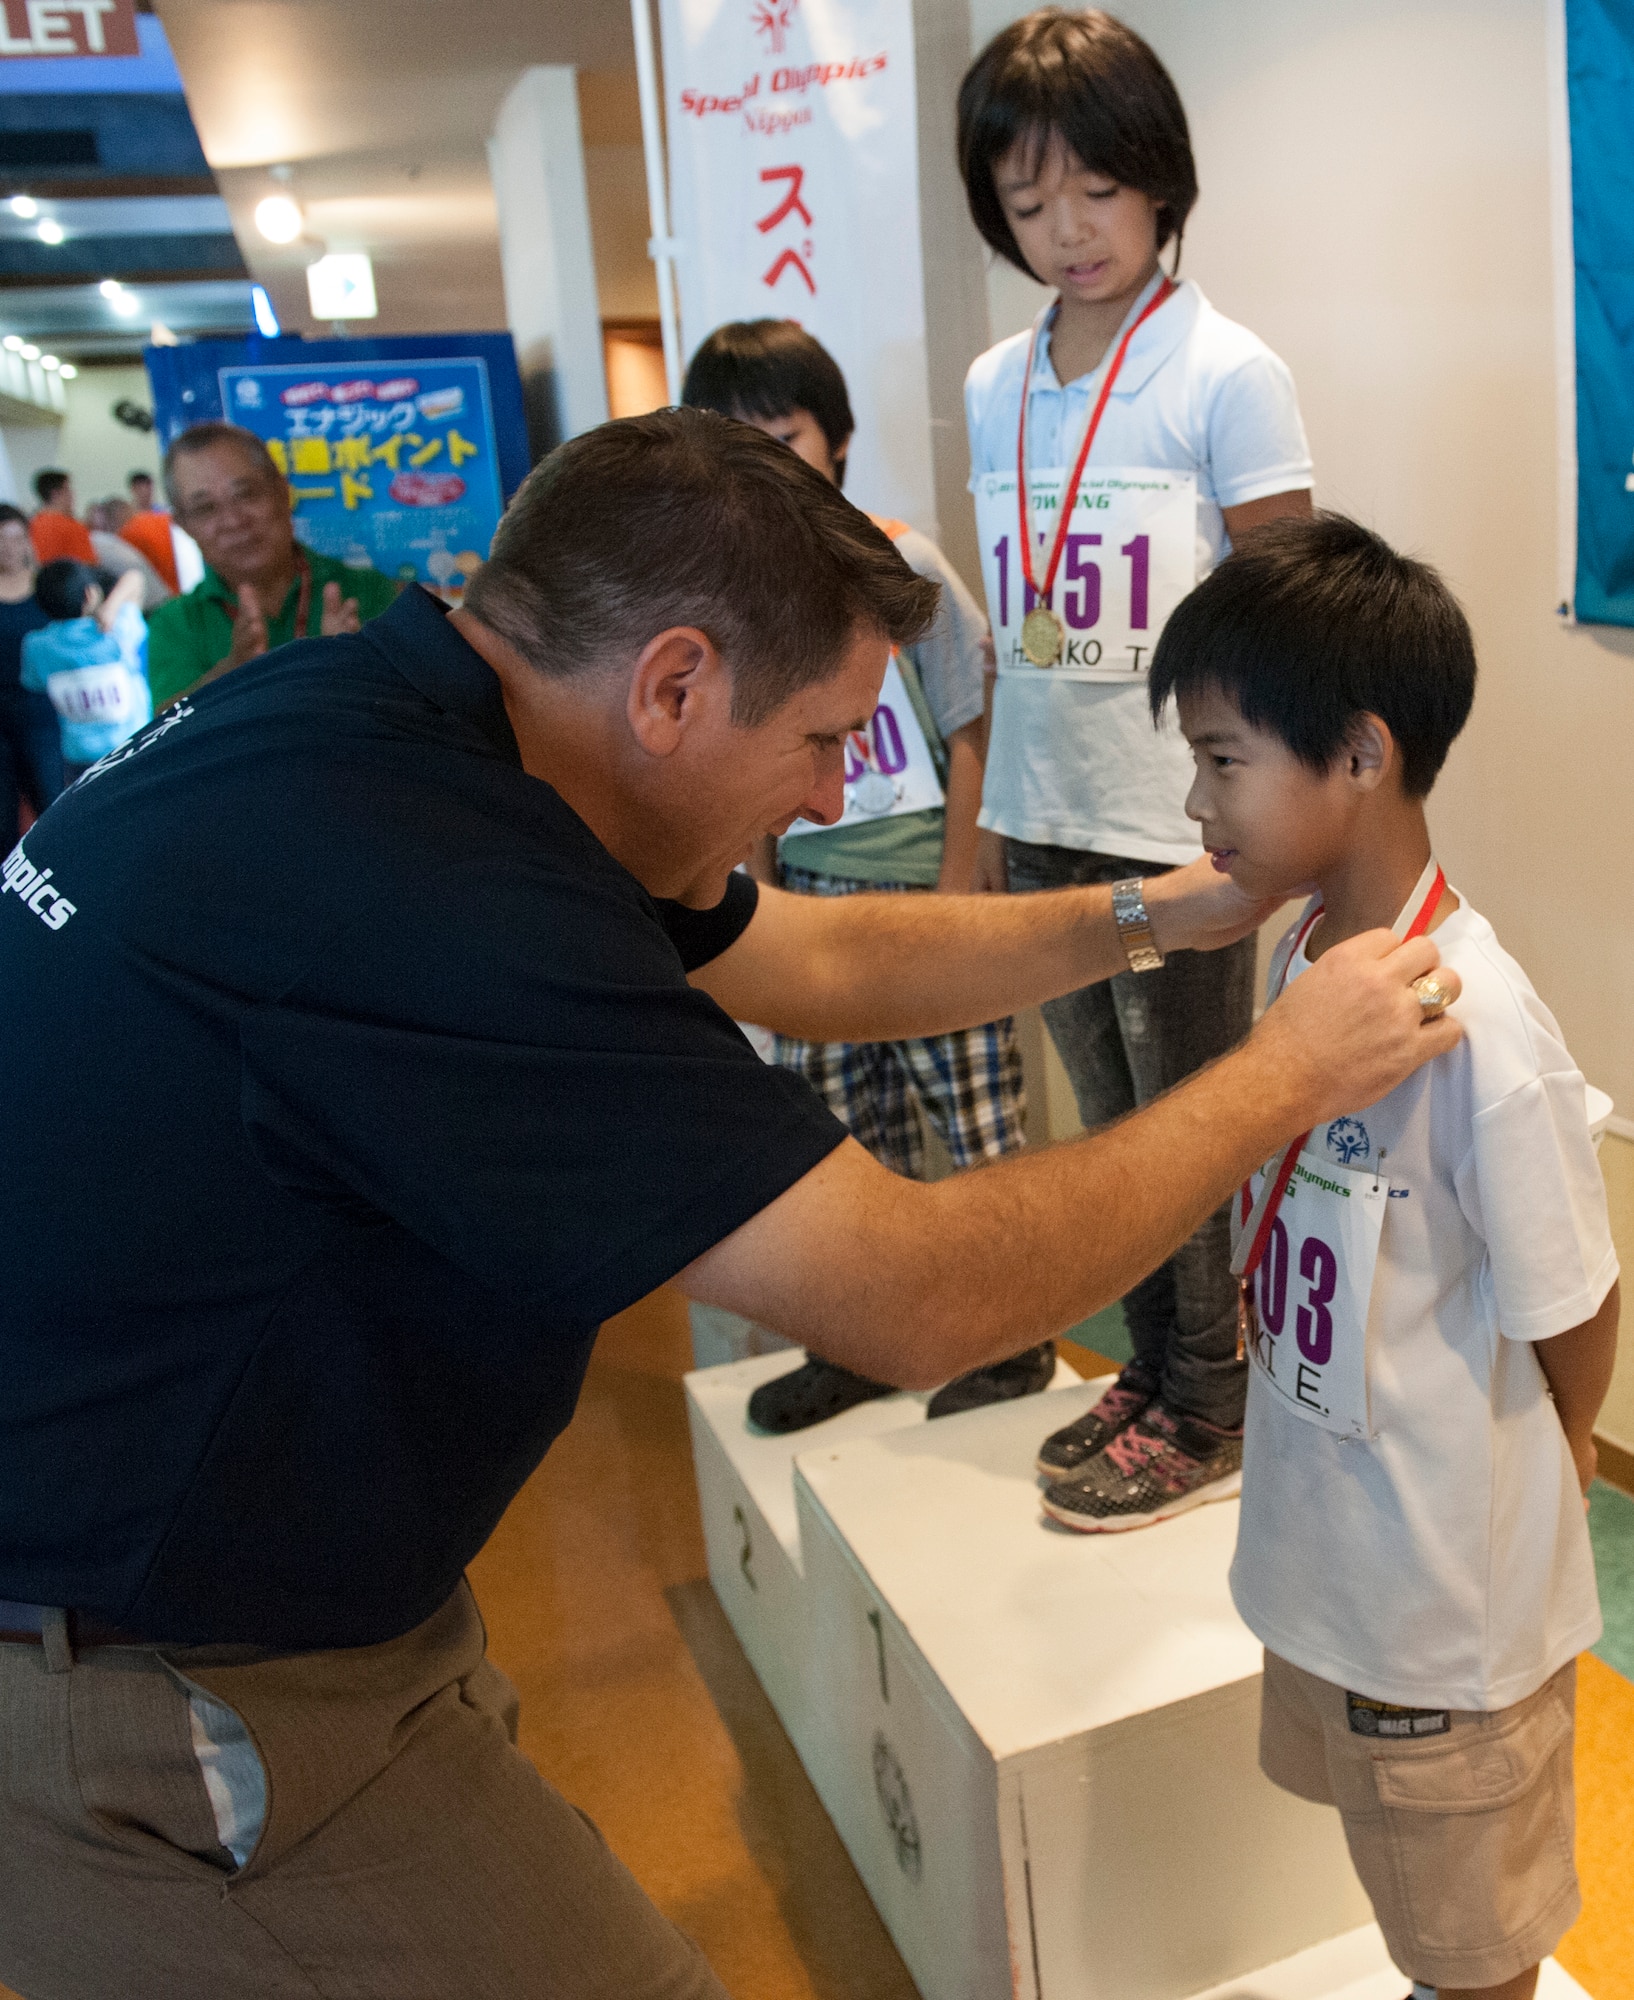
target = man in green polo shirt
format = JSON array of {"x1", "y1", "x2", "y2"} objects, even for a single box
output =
[{"x1": 146, "y1": 422, "x2": 400, "y2": 708}]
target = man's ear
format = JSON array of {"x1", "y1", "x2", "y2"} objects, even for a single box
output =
[
  {"x1": 626, "y1": 626, "x2": 730, "y2": 758},
  {"x1": 1346, "y1": 712, "x2": 1395, "y2": 792}
]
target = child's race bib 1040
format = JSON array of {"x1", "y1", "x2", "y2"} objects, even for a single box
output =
[
  {"x1": 1243, "y1": 1146, "x2": 1388, "y2": 1440},
  {"x1": 973, "y1": 467, "x2": 1197, "y2": 682},
  {"x1": 783, "y1": 654, "x2": 944, "y2": 839},
  {"x1": 45, "y1": 664, "x2": 141, "y2": 727}
]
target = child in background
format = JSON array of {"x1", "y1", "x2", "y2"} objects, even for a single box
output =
[
  {"x1": 22, "y1": 560, "x2": 152, "y2": 783},
  {"x1": 1063, "y1": 513, "x2": 1615, "y2": 2000},
  {"x1": 682, "y1": 319, "x2": 1053, "y2": 1429},
  {"x1": 0, "y1": 503, "x2": 62, "y2": 840},
  {"x1": 958, "y1": 7, "x2": 1315, "y2": 1523}
]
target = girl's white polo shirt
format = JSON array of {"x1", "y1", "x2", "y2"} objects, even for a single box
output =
[{"x1": 964, "y1": 275, "x2": 1312, "y2": 864}]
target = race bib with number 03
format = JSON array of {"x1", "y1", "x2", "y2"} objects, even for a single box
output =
[
  {"x1": 783, "y1": 654, "x2": 944, "y2": 839},
  {"x1": 45, "y1": 664, "x2": 142, "y2": 728},
  {"x1": 973, "y1": 467, "x2": 1197, "y2": 682},
  {"x1": 1243, "y1": 1148, "x2": 1388, "y2": 1440}
]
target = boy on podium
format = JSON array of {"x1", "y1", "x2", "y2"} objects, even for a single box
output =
[{"x1": 1049, "y1": 514, "x2": 1617, "y2": 2000}]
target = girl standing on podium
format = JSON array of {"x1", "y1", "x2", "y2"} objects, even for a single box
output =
[{"x1": 957, "y1": 7, "x2": 1313, "y2": 1526}]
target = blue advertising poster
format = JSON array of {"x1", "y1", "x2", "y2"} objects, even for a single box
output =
[
  {"x1": 144, "y1": 333, "x2": 529, "y2": 592},
  {"x1": 220, "y1": 356, "x2": 502, "y2": 590},
  {"x1": 1565, "y1": 0, "x2": 1634, "y2": 626}
]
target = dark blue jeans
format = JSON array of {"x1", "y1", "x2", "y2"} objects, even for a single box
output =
[
  {"x1": 1004, "y1": 840, "x2": 1255, "y2": 1429},
  {"x1": 0, "y1": 687, "x2": 64, "y2": 845}
]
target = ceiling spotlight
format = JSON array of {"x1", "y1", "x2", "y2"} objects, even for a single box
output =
[
  {"x1": 251, "y1": 283, "x2": 281, "y2": 339},
  {"x1": 59, "y1": 363, "x2": 77, "y2": 379},
  {"x1": 2, "y1": 334, "x2": 21, "y2": 351},
  {"x1": 40, "y1": 354, "x2": 59, "y2": 371},
  {"x1": 254, "y1": 194, "x2": 303, "y2": 245},
  {"x1": 109, "y1": 290, "x2": 140, "y2": 318},
  {"x1": 10, "y1": 195, "x2": 38, "y2": 219},
  {"x1": 21, "y1": 343, "x2": 40, "y2": 360},
  {"x1": 37, "y1": 219, "x2": 65, "y2": 246},
  {"x1": 99, "y1": 278, "x2": 124, "y2": 298}
]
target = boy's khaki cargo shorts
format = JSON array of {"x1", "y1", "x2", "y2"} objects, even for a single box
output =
[{"x1": 1259, "y1": 1649, "x2": 1579, "y2": 1990}]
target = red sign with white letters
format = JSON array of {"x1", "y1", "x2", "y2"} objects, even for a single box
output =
[{"x1": 0, "y1": 0, "x2": 140, "y2": 58}]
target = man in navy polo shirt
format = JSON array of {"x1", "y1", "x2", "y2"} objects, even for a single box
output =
[{"x1": 0, "y1": 410, "x2": 1459, "y2": 1999}]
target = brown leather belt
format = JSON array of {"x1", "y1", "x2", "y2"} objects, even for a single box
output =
[{"x1": 0, "y1": 1600, "x2": 149, "y2": 1648}]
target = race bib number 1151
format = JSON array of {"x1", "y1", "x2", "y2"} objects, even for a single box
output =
[{"x1": 973, "y1": 467, "x2": 1197, "y2": 682}]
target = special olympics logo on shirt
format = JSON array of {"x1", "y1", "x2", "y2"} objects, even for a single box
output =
[
  {"x1": 1326, "y1": 1116, "x2": 1371, "y2": 1166},
  {"x1": 752, "y1": 0, "x2": 797, "y2": 53}
]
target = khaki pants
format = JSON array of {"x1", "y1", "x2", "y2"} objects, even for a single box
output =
[
  {"x1": 0, "y1": 1584, "x2": 729, "y2": 2000},
  {"x1": 1260, "y1": 1649, "x2": 1579, "y2": 1990}
]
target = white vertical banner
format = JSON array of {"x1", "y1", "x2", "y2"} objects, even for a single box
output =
[{"x1": 657, "y1": 0, "x2": 937, "y2": 534}]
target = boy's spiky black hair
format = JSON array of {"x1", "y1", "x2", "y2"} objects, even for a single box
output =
[
  {"x1": 1148, "y1": 514, "x2": 1477, "y2": 798},
  {"x1": 957, "y1": 9, "x2": 1197, "y2": 278},
  {"x1": 680, "y1": 319, "x2": 855, "y2": 482}
]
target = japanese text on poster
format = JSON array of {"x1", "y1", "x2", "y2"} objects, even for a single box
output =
[
  {"x1": 659, "y1": 0, "x2": 935, "y2": 530},
  {"x1": 218, "y1": 357, "x2": 504, "y2": 591}
]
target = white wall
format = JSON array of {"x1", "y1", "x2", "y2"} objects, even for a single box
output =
[
  {"x1": 489, "y1": 66, "x2": 611, "y2": 456},
  {"x1": 55, "y1": 364, "x2": 162, "y2": 503},
  {"x1": 5, "y1": 365, "x2": 163, "y2": 511},
  {"x1": 967, "y1": 0, "x2": 1633, "y2": 1125}
]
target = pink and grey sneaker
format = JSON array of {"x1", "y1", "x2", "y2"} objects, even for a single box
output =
[
  {"x1": 1040, "y1": 1402, "x2": 1243, "y2": 1533},
  {"x1": 1035, "y1": 1361, "x2": 1158, "y2": 1479}
]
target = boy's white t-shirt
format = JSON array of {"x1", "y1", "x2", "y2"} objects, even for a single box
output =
[
  {"x1": 1231, "y1": 898, "x2": 1616, "y2": 1713},
  {"x1": 964, "y1": 275, "x2": 1312, "y2": 864}
]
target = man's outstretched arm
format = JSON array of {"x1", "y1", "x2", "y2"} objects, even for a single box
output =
[
  {"x1": 690, "y1": 852, "x2": 1286, "y2": 1045},
  {"x1": 682, "y1": 930, "x2": 1462, "y2": 1387}
]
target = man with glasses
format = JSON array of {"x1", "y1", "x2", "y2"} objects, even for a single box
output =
[{"x1": 145, "y1": 423, "x2": 399, "y2": 709}]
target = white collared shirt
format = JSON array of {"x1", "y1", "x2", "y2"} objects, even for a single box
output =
[
  {"x1": 1232, "y1": 900, "x2": 1615, "y2": 1710},
  {"x1": 964, "y1": 275, "x2": 1313, "y2": 862}
]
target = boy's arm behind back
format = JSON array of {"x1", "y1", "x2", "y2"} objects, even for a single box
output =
[{"x1": 1536, "y1": 1281, "x2": 1620, "y2": 1495}]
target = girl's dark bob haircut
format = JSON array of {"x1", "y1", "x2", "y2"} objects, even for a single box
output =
[{"x1": 957, "y1": 9, "x2": 1198, "y2": 278}]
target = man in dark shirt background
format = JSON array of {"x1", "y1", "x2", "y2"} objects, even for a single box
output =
[{"x1": 0, "y1": 410, "x2": 1459, "y2": 2000}]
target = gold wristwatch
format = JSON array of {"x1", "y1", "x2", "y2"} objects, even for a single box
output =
[{"x1": 1111, "y1": 877, "x2": 1165, "y2": 973}]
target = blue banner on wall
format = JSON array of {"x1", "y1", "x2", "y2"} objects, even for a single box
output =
[
  {"x1": 145, "y1": 334, "x2": 529, "y2": 592},
  {"x1": 1565, "y1": 0, "x2": 1634, "y2": 627}
]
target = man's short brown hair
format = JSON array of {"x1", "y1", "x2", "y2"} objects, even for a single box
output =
[
  {"x1": 163, "y1": 422, "x2": 283, "y2": 504},
  {"x1": 465, "y1": 409, "x2": 940, "y2": 726}
]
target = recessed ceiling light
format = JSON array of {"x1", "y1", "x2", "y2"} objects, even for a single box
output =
[
  {"x1": 21, "y1": 343, "x2": 40, "y2": 360},
  {"x1": 37, "y1": 219, "x2": 64, "y2": 246},
  {"x1": 99, "y1": 278, "x2": 124, "y2": 298},
  {"x1": 10, "y1": 195, "x2": 38, "y2": 219},
  {"x1": 254, "y1": 194, "x2": 303, "y2": 245},
  {"x1": 109, "y1": 291, "x2": 140, "y2": 318},
  {"x1": 40, "y1": 354, "x2": 59, "y2": 371},
  {"x1": 2, "y1": 334, "x2": 21, "y2": 351},
  {"x1": 58, "y1": 363, "x2": 77, "y2": 379}
]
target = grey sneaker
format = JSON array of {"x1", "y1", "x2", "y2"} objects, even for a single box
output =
[
  {"x1": 1035, "y1": 1361, "x2": 1159, "y2": 1477},
  {"x1": 1041, "y1": 1402, "x2": 1243, "y2": 1533}
]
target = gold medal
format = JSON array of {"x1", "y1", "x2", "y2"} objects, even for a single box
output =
[{"x1": 1021, "y1": 605, "x2": 1064, "y2": 667}]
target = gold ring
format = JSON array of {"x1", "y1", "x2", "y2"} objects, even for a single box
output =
[{"x1": 1411, "y1": 971, "x2": 1456, "y2": 1019}]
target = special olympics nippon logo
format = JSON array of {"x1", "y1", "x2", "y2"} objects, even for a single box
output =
[
  {"x1": 751, "y1": 0, "x2": 798, "y2": 54},
  {"x1": 1326, "y1": 1116, "x2": 1371, "y2": 1166}
]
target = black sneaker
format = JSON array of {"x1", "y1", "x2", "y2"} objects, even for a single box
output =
[
  {"x1": 1040, "y1": 1403, "x2": 1243, "y2": 1533},
  {"x1": 926, "y1": 1342, "x2": 1056, "y2": 1420},
  {"x1": 746, "y1": 1357, "x2": 895, "y2": 1434},
  {"x1": 1035, "y1": 1361, "x2": 1159, "y2": 1478}
]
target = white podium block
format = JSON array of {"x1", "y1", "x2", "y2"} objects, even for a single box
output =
[
  {"x1": 1186, "y1": 1923, "x2": 1590, "y2": 2000},
  {"x1": 685, "y1": 1349, "x2": 1082, "y2": 1795},
  {"x1": 794, "y1": 1381, "x2": 1373, "y2": 2000}
]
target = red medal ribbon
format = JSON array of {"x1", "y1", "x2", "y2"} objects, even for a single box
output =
[
  {"x1": 1015, "y1": 275, "x2": 1177, "y2": 618},
  {"x1": 1233, "y1": 858, "x2": 1447, "y2": 1285},
  {"x1": 222, "y1": 550, "x2": 313, "y2": 640}
]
